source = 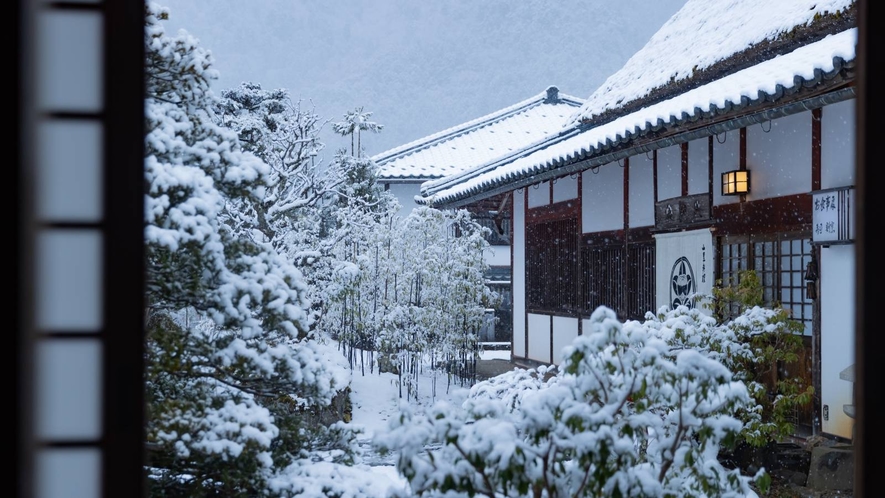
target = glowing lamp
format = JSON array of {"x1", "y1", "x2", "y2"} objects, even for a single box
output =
[{"x1": 721, "y1": 169, "x2": 750, "y2": 196}]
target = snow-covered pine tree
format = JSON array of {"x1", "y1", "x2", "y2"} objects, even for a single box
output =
[
  {"x1": 212, "y1": 81, "x2": 337, "y2": 248},
  {"x1": 143, "y1": 4, "x2": 354, "y2": 495}
]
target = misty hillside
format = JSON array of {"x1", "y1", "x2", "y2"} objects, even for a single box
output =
[{"x1": 159, "y1": 0, "x2": 685, "y2": 157}]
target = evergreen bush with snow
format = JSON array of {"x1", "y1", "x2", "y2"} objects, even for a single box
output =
[
  {"x1": 692, "y1": 269, "x2": 812, "y2": 447},
  {"x1": 377, "y1": 306, "x2": 769, "y2": 498}
]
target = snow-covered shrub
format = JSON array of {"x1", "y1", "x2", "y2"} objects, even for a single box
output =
[
  {"x1": 376, "y1": 306, "x2": 767, "y2": 498},
  {"x1": 643, "y1": 301, "x2": 811, "y2": 448},
  {"x1": 319, "y1": 202, "x2": 498, "y2": 399},
  {"x1": 649, "y1": 269, "x2": 812, "y2": 447}
]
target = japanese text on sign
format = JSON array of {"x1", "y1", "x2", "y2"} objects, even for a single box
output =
[{"x1": 812, "y1": 187, "x2": 853, "y2": 244}]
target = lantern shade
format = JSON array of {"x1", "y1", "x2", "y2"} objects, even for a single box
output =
[{"x1": 721, "y1": 169, "x2": 750, "y2": 195}]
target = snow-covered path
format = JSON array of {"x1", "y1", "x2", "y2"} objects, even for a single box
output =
[{"x1": 346, "y1": 349, "x2": 514, "y2": 492}]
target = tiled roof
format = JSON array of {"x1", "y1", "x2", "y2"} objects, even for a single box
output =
[
  {"x1": 566, "y1": 0, "x2": 856, "y2": 127},
  {"x1": 421, "y1": 27, "x2": 856, "y2": 207},
  {"x1": 372, "y1": 86, "x2": 583, "y2": 181}
]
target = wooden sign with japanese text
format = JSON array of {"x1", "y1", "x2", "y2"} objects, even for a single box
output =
[{"x1": 812, "y1": 186, "x2": 854, "y2": 245}]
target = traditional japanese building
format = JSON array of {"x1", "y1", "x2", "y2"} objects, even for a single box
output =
[{"x1": 419, "y1": 0, "x2": 858, "y2": 440}]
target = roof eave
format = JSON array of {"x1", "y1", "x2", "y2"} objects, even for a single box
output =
[
  {"x1": 570, "y1": 5, "x2": 857, "y2": 130},
  {"x1": 427, "y1": 66, "x2": 855, "y2": 210}
]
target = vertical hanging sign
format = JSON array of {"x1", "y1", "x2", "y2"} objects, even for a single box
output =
[{"x1": 812, "y1": 186, "x2": 854, "y2": 245}]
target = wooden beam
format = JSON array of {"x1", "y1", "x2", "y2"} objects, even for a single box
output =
[
  {"x1": 682, "y1": 142, "x2": 689, "y2": 197},
  {"x1": 812, "y1": 108, "x2": 822, "y2": 191}
]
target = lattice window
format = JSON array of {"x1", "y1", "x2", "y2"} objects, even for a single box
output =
[
  {"x1": 719, "y1": 240, "x2": 749, "y2": 319},
  {"x1": 580, "y1": 242, "x2": 655, "y2": 320},
  {"x1": 718, "y1": 234, "x2": 812, "y2": 335},
  {"x1": 778, "y1": 238, "x2": 814, "y2": 335},
  {"x1": 526, "y1": 218, "x2": 579, "y2": 312},
  {"x1": 581, "y1": 245, "x2": 625, "y2": 316},
  {"x1": 626, "y1": 243, "x2": 656, "y2": 319}
]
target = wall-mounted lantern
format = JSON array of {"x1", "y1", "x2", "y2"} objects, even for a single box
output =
[{"x1": 721, "y1": 169, "x2": 750, "y2": 196}]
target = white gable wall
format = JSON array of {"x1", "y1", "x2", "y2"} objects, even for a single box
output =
[
  {"x1": 688, "y1": 138, "x2": 709, "y2": 195},
  {"x1": 628, "y1": 153, "x2": 655, "y2": 227},
  {"x1": 582, "y1": 163, "x2": 623, "y2": 233},
  {"x1": 746, "y1": 110, "x2": 812, "y2": 199},
  {"x1": 656, "y1": 144, "x2": 682, "y2": 201},
  {"x1": 821, "y1": 99, "x2": 855, "y2": 189}
]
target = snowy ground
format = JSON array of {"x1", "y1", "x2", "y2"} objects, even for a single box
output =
[{"x1": 345, "y1": 348, "x2": 512, "y2": 495}]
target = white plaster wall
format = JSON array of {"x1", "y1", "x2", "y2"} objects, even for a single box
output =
[
  {"x1": 582, "y1": 162, "x2": 623, "y2": 233},
  {"x1": 581, "y1": 318, "x2": 594, "y2": 338},
  {"x1": 746, "y1": 111, "x2": 812, "y2": 199},
  {"x1": 712, "y1": 129, "x2": 741, "y2": 206},
  {"x1": 552, "y1": 316, "x2": 579, "y2": 365},
  {"x1": 656, "y1": 144, "x2": 682, "y2": 201},
  {"x1": 512, "y1": 190, "x2": 526, "y2": 358},
  {"x1": 485, "y1": 245, "x2": 511, "y2": 267},
  {"x1": 553, "y1": 174, "x2": 578, "y2": 203},
  {"x1": 528, "y1": 180, "x2": 551, "y2": 208},
  {"x1": 386, "y1": 182, "x2": 422, "y2": 222},
  {"x1": 820, "y1": 244, "x2": 855, "y2": 440},
  {"x1": 527, "y1": 313, "x2": 551, "y2": 363},
  {"x1": 628, "y1": 153, "x2": 655, "y2": 227},
  {"x1": 688, "y1": 138, "x2": 709, "y2": 195},
  {"x1": 821, "y1": 99, "x2": 856, "y2": 190}
]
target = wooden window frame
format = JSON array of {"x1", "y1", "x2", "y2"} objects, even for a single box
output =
[{"x1": 716, "y1": 231, "x2": 814, "y2": 333}]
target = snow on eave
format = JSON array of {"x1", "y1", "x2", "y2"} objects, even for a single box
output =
[
  {"x1": 565, "y1": 0, "x2": 856, "y2": 128},
  {"x1": 423, "y1": 28, "x2": 856, "y2": 208},
  {"x1": 372, "y1": 86, "x2": 583, "y2": 167}
]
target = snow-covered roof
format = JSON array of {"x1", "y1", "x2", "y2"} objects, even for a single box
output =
[
  {"x1": 421, "y1": 1, "x2": 856, "y2": 208},
  {"x1": 372, "y1": 86, "x2": 583, "y2": 181},
  {"x1": 566, "y1": 0, "x2": 856, "y2": 127}
]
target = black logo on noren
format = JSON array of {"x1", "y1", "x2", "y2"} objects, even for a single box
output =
[{"x1": 670, "y1": 256, "x2": 696, "y2": 309}]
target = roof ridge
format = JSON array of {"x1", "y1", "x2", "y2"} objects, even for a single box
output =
[{"x1": 372, "y1": 86, "x2": 584, "y2": 164}]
